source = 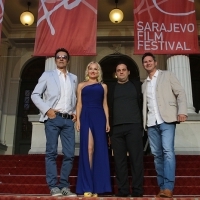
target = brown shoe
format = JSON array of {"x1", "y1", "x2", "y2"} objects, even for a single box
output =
[
  {"x1": 156, "y1": 190, "x2": 164, "y2": 197},
  {"x1": 160, "y1": 189, "x2": 173, "y2": 198}
]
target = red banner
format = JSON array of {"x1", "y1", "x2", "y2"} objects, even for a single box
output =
[
  {"x1": 134, "y1": 0, "x2": 199, "y2": 54},
  {"x1": 0, "y1": 0, "x2": 5, "y2": 45},
  {"x1": 34, "y1": 0, "x2": 97, "y2": 56}
]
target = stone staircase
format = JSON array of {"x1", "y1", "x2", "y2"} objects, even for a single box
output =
[{"x1": 0, "y1": 154, "x2": 200, "y2": 198}]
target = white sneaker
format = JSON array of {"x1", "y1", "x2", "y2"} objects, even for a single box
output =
[
  {"x1": 50, "y1": 187, "x2": 62, "y2": 196},
  {"x1": 61, "y1": 187, "x2": 77, "y2": 197}
]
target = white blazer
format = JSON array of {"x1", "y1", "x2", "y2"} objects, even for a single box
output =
[{"x1": 31, "y1": 69, "x2": 77, "y2": 122}]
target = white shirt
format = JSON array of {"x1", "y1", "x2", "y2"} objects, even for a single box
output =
[
  {"x1": 146, "y1": 70, "x2": 164, "y2": 127},
  {"x1": 54, "y1": 69, "x2": 73, "y2": 114}
]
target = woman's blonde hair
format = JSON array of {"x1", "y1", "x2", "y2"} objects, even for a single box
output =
[{"x1": 84, "y1": 61, "x2": 103, "y2": 83}]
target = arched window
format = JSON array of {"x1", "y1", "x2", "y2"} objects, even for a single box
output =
[
  {"x1": 14, "y1": 57, "x2": 45, "y2": 154},
  {"x1": 189, "y1": 55, "x2": 200, "y2": 113},
  {"x1": 99, "y1": 53, "x2": 140, "y2": 82}
]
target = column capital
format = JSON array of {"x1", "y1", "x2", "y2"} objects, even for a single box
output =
[
  {"x1": 167, "y1": 54, "x2": 189, "y2": 59},
  {"x1": 1, "y1": 39, "x2": 12, "y2": 48}
]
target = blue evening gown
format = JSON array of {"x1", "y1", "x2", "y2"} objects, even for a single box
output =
[{"x1": 76, "y1": 83, "x2": 112, "y2": 194}]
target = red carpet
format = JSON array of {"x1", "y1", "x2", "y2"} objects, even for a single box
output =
[
  {"x1": 0, "y1": 198, "x2": 199, "y2": 200},
  {"x1": 0, "y1": 155, "x2": 200, "y2": 198},
  {"x1": 0, "y1": 197, "x2": 200, "y2": 200}
]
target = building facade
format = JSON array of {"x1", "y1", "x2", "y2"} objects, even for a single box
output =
[{"x1": 0, "y1": 18, "x2": 200, "y2": 154}]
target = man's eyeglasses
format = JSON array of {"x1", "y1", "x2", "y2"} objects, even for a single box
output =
[{"x1": 56, "y1": 55, "x2": 68, "y2": 60}]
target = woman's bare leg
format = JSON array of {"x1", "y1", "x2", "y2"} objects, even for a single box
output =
[{"x1": 88, "y1": 128, "x2": 94, "y2": 168}]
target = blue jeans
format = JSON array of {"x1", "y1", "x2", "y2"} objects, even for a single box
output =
[
  {"x1": 148, "y1": 122, "x2": 176, "y2": 191},
  {"x1": 44, "y1": 115, "x2": 75, "y2": 190}
]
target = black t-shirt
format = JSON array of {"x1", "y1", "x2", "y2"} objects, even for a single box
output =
[{"x1": 113, "y1": 81, "x2": 141, "y2": 125}]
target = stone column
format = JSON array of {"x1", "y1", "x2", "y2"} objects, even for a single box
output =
[
  {"x1": 69, "y1": 56, "x2": 92, "y2": 146},
  {"x1": 45, "y1": 57, "x2": 56, "y2": 70},
  {"x1": 29, "y1": 57, "x2": 57, "y2": 154},
  {"x1": 167, "y1": 55, "x2": 195, "y2": 114},
  {"x1": 0, "y1": 40, "x2": 10, "y2": 146},
  {"x1": 70, "y1": 56, "x2": 89, "y2": 82}
]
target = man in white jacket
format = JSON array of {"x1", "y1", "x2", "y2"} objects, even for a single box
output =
[{"x1": 31, "y1": 48, "x2": 77, "y2": 197}]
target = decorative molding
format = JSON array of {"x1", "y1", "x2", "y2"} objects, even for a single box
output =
[
  {"x1": 0, "y1": 143, "x2": 7, "y2": 151},
  {"x1": 0, "y1": 39, "x2": 12, "y2": 49},
  {"x1": 187, "y1": 113, "x2": 200, "y2": 121},
  {"x1": 2, "y1": 20, "x2": 200, "y2": 48},
  {"x1": 112, "y1": 44, "x2": 122, "y2": 54}
]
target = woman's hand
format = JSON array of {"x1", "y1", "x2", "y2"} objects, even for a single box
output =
[
  {"x1": 76, "y1": 120, "x2": 80, "y2": 132},
  {"x1": 72, "y1": 114, "x2": 77, "y2": 122},
  {"x1": 106, "y1": 122, "x2": 110, "y2": 132}
]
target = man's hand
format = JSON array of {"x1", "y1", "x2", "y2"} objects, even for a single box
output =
[
  {"x1": 177, "y1": 114, "x2": 187, "y2": 122},
  {"x1": 46, "y1": 108, "x2": 57, "y2": 119}
]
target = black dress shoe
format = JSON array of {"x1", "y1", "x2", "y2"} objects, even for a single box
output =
[
  {"x1": 115, "y1": 193, "x2": 130, "y2": 197},
  {"x1": 131, "y1": 193, "x2": 143, "y2": 197}
]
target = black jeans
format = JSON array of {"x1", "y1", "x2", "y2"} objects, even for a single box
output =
[{"x1": 111, "y1": 123, "x2": 144, "y2": 195}]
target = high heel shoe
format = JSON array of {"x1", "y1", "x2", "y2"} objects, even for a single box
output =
[{"x1": 84, "y1": 192, "x2": 93, "y2": 197}]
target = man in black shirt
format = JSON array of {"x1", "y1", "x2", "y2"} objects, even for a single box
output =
[{"x1": 107, "y1": 62, "x2": 143, "y2": 197}]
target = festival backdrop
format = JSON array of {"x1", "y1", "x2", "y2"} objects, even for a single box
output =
[
  {"x1": 34, "y1": 0, "x2": 97, "y2": 56},
  {"x1": 134, "y1": 0, "x2": 199, "y2": 54}
]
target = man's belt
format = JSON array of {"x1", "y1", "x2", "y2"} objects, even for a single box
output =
[{"x1": 56, "y1": 112, "x2": 73, "y2": 119}]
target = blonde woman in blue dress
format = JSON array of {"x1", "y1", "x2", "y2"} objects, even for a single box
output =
[{"x1": 76, "y1": 61, "x2": 112, "y2": 197}]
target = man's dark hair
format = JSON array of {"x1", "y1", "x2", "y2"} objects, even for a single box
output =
[
  {"x1": 142, "y1": 52, "x2": 156, "y2": 63},
  {"x1": 55, "y1": 48, "x2": 70, "y2": 61},
  {"x1": 116, "y1": 60, "x2": 130, "y2": 71}
]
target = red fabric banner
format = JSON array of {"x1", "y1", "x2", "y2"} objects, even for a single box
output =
[
  {"x1": 34, "y1": 0, "x2": 97, "y2": 56},
  {"x1": 0, "y1": 0, "x2": 5, "y2": 45},
  {"x1": 134, "y1": 0, "x2": 199, "y2": 54}
]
